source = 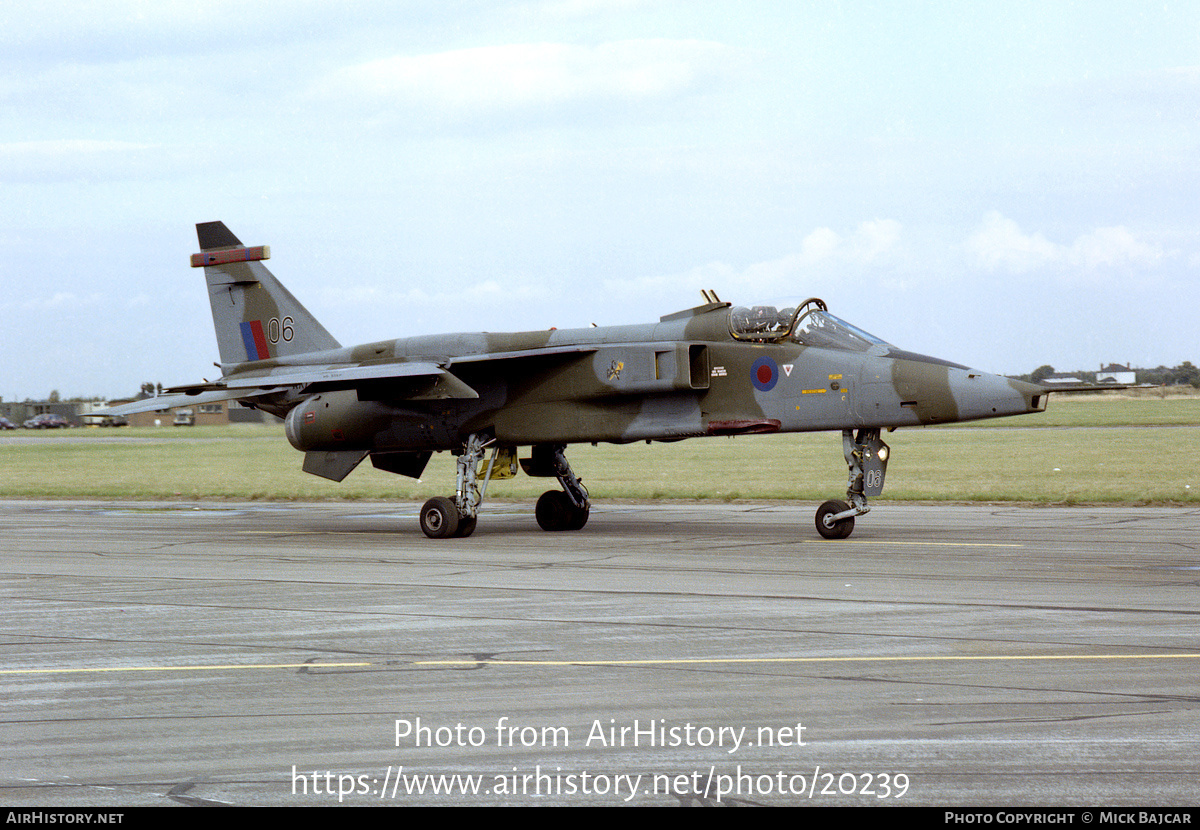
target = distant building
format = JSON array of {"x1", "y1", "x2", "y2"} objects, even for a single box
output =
[
  {"x1": 1041, "y1": 373, "x2": 1084, "y2": 387},
  {"x1": 1097, "y1": 363, "x2": 1136, "y2": 385},
  {"x1": 0, "y1": 397, "x2": 275, "y2": 428}
]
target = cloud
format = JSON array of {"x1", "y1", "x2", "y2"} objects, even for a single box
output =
[
  {"x1": 530, "y1": 0, "x2": 648, "y2": 18},
  {"x1": 314, "y1": 39, "x2": 732, "y2": 120},
  {"x1": 1061, "y1": 65, "x2": 1200, "y2": 127},
  {"x1": 601, "y1": 219, "x2": 904, "y2": 302},
  {"x1": 0, "y1": 139, "x2": 159, "y2": 183},
  {"x1": 964, "y1": 212, "x2": 1059, "y2": 273},
  {"x1": 764, "y1": 219, "x2": 903, "y2": 273},
  {"x1": 1, "y1": 290, "x2": 106, "y2": 313},
  {"x1": 0, "y1": 139, "x2": 152, "y2": 158},
  {"x1": 795, "y1": 227, "x2": 842, "y2": 264},
  {"x1": 965, "y1": 212, "x2": 1163, "y2": 274},
  {"x1": 844, "y1": 218, "x2": 902, "y2": 264},
  {"x1": 314, "y1": 275, "x2": 561, "y2": 336},
  {"x1": 1068, "y1": 226, "x2": 1162, "y2": 269}
]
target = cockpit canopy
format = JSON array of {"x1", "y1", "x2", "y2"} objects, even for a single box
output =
[{"x1": 729, "y1": 297, "x2": 891, "y2": 352}]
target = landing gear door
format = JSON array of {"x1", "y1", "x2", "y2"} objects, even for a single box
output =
[
  {"x1": 860, "y1": 432, "x2": 889, "y2": 497},
  {"x1": 856, "y1": 367, "x2": 891, "y2": 423}
]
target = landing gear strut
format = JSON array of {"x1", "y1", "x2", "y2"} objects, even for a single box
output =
[
  {"x1": 420, "y1": 433, "x2": 495, "y2": 539},
  {"x1": 534, "y1": 444, "x2": 590, "y2": 532},
  {"x1": 815, "y1": 428, "x2": 889, "y2": 540}
]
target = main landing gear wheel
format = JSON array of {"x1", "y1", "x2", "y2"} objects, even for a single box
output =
[
  {"x1": 527, "y1": 444, "x2": 591, "y2": 532},
  {"x1": 420, "y1": 496, "x2": 460, "y2": 539},
  {"x1": 815, "y1": 499, "x2": 855, "y2": 540},
  {"x1": 535, "y1": 490, "x2": 589, "y2": 531},
  {"x1": 420, "y1": 433, "x2": 494, "y2": 539},
  {"x1": 455, "y1": 515, "x2": 477, "y2": 538}
]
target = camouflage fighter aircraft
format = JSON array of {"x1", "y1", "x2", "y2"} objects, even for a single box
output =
[{"x1": 106, "y1": 222, "x2": 1047, "y2": 539}]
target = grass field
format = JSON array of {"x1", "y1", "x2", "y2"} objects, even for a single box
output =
[{"x1": 1, "y1": 393, "x2": 1196, "y2": 504}]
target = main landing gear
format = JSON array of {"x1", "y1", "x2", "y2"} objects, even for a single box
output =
[
  {"x1": 419, "y1": 433, "x2": 493, "y2": 539},
  {"x1": 815, "y1": 428, "x2": 889, "y2": 540},
  {"x1": 419, "y1": 437, "x2": 591, "y2": 538},
  {"x1": 533, "y1": 444, "x2": 590, "y2": 532}
]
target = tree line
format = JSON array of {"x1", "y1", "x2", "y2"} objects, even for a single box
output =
[{"x1": 1015, "y1": 362, "x2": 1199, "y2": 387}]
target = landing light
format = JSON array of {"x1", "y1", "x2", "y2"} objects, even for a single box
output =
[{"x1": 878, "y1": 445, "x2": 890, "y2": 462}]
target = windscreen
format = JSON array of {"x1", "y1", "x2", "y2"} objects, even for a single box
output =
[{"x1": 789, "y1": 309, "x2": 890, "y2": 352}]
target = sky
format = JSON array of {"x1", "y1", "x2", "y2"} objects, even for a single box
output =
[{"x1": 3, "y1": 1, "x2": 1198, "y2": 400}]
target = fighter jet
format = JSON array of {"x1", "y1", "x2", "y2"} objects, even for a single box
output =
[{"x1": 106, "y1": 221, "x2": 1047, "y2": 539}]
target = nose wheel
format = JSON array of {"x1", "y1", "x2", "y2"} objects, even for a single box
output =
[{"x1": 815, "y1": 499, "x2": 855, "y2": 539}]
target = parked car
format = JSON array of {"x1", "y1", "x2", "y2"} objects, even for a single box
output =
[
  {"x1": 23, "y1": 413, "x2": 71, "y2": 429},
  {"x1": 0, "y1": 417, "x2": 16, "y2": 430}
]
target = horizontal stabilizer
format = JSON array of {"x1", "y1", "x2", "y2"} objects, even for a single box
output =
[
  {"x1": 190, "y1": 246, "x2": 270, "y2": 268},
  {"x1": 98, "y1": 389, "x2": 277, "y2": 416},
  {"x1": 221, "y1": 361, "x2": 464, "y2": 390},
  {"x1": 196, "y1": 361, "x2": 480, "y2": 399}
]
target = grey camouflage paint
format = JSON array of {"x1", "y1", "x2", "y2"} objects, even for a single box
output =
[{"x1": 119, "y1": 223, "x2": 1047, "y2": 490}]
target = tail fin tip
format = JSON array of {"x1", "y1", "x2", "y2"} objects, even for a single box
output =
[{"x1": 196, "y1": 221, "x2": 243, "y2": 250}]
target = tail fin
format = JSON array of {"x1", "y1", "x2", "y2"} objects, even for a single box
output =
[{"x1": 194, "y1": 221, "x2": 340, "y2": 365}]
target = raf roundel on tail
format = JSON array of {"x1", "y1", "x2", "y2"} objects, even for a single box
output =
[{"x1": 104, "y1": 222, "x2": 1048, "y2": 539}]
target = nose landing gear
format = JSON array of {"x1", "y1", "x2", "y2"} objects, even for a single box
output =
[{"x1": 816, "y1": 428, "x2": 889, "y2": 540}]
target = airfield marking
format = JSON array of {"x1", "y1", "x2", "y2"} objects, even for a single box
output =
[
  {"x1": 412, "y1": 653, "x2": 1200, "y2": 667},
  {"x1": 841, "y1": 540, "x2": 1024, "y2": 548},
  {"x1": 0, "y1": 662, "x2": 371, "y2": 676},
  {"x1": 4, "y1": 654, "x2": 1198, "y2": 676}
]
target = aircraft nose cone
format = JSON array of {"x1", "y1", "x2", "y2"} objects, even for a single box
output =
[
  {"x1": 879, "y1": 351, "x2": 1048, "y2": 425},
  {"x1": 956, "y1": 372, "x2": 1048, "y2": 421},
  {"x1": 1012, "y1": 377, "x2": 1050, "y2": 414}
]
